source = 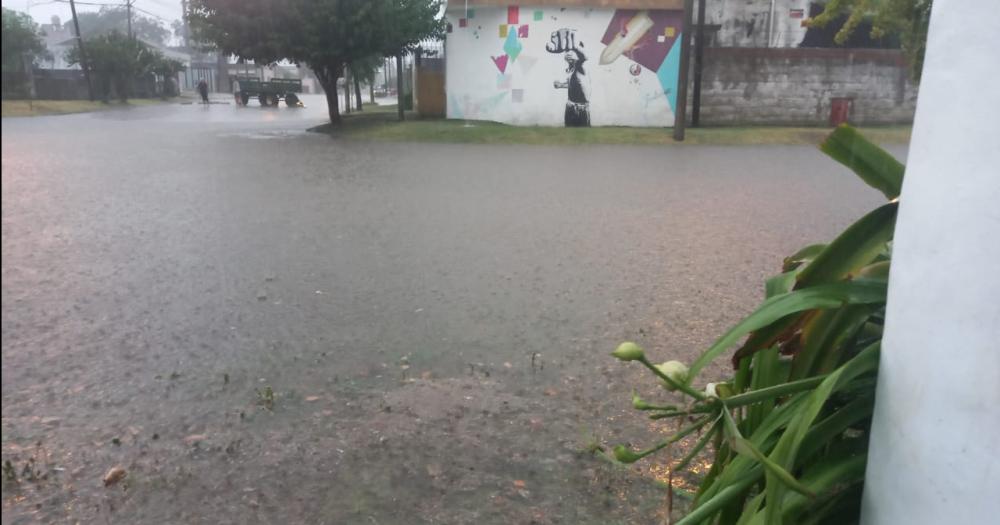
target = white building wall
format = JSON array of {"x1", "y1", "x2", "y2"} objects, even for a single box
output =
[
  {"x1": 861, "y1": 0, "x2": 1000, "y2": 521},
  {"x1": 445, "y1": 5, "x2": 684, "y2": 127},
  {"x1": 707, "y1": 0, "x2": 812, "y2": 48}
]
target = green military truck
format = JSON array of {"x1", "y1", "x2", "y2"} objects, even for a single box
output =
[{"x1": 232, "y1": 76, "x2": 302, "y2": 107}]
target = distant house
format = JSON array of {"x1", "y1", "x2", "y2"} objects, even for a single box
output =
[{"x1": 38, "y1": 16, "x2": 78, "y2": 70}]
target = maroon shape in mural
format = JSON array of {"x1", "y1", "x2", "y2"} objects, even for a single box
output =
[
  {"x1": 492, "y1": 54, "x2": 509, "y2": 73},
  {"x1": 599, "y1": 10, "x2": 683, "y2": 72}
]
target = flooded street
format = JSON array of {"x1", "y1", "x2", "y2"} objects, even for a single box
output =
[{"x1": 2, "y1": 96, "x2": 889, "y2": 524}]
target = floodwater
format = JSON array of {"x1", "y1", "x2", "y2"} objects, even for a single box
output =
[{"x1": 2, "y1": 95, "x2": 891, "y2": 524}]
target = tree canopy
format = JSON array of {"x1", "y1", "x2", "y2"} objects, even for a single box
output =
[
  {"x1": 66, "y1": 31, "x2": 183, "y2": 101},
  {"x1": 188, "y1": 0, "x2": 443, "y2": 123},
  {"x1": 2, "y1": 7, "x2": 51, "y2": 72},
  {"x1": 809, "y1": 0, "x2": 932, "y2": 79},
  {"x1": 77, "y1": 6, "x2": 172, "y2": 46}
]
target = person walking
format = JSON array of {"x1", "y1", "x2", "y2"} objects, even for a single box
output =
[{"x1": 197, "y1": 79, "x2": 209, "y2": 104}]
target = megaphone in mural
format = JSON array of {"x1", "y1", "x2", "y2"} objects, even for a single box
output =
[{"x1": 599, "y1": 10, "x2": 655, "y2": 65}]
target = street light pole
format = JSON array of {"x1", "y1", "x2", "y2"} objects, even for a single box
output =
[{"x1": 68, "y1": 0, "x2": 94, "y2": 100}]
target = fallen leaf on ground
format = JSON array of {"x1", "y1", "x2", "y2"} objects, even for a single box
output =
[
  {"x1": 513, "y1": 479, "x2": 526, "y2": 489},
  {"x1": 305, "y1": 396, "x2": 321, "y2": 402},
  {"x1": 182, "y1": 434, "x2": 208, "y2": 446},
  {"x1": 103, "y1": 466, "x2": 127, "y2": 486}
]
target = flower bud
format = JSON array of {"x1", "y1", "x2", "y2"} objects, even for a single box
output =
[
  {"x1": 704, "y1": 382, "x2": 719, "y2": 398},
  {"x1": 631, "y1": 392, "x2": 651, "y2": 410},
  {"x1": 655, "y1": 360, "x2": 689, "y2": 391},
  {"x1": 612, "y1": 342, "x2": 645, "y2": 362}
]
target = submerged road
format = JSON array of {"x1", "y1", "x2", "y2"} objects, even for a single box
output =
[{"x1": 2, "y1": 96, "x2": 896, "y2": 524}]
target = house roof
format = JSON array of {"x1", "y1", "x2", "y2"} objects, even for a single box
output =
[{"x1": 448, "y1": 0, "x2": 684, "y2": 8}]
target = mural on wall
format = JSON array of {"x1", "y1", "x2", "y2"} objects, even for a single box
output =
[
  {"x1": 446, "y1": 5, "x2": 684, "y2": 127},
  {"x1": 546, "y1": 28, "x2": 590, "y2": 127}
]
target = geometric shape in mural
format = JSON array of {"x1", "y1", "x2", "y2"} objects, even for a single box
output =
[
  {"x1": 459, "y1": 18, "x2": 467, "y2": 28},
  {"x1": 533, "y1": 10, "x2": 543, "y2": 21},
  {"x1": 468, "y1": 9, "x2": 475, "y2": 19},
  {"x1": 496, "y1": 72, "x2": 513, "y2": 89},
  {"x1": 600, "y1": 9, "x2": 683, "y2": 71},
  {"x1": 499, "y1": 24, "x2": 508, "y2": 38},
  {"x1": 504, "y1": 29, "x2": 522, "y2": 62},
  {"x1": 518, "y1": 25, "x2": 529, "y2": 38},
  {"x1": 491, "y1": 54, "x2": 509, "y2": 73},
  {"x1": 516, "y1": 54, "x2": 538, "y2": 74},
  {"x1": 512, "y1": 89, "x2": 524, "y2": 103},
  {"x1": 508, "y1": 5, "x2": 519, "y2": 24},
  {"x1": 656, "y1": 31, "x2": 683, "y2": 112}
]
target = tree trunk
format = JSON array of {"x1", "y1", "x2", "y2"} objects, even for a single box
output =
[
  {"x1": 215, "y1": 52, "x2": 228, "y2": 93},
  {"x1": 344, "y1": 68, "x2": 351, "y2": 113},
  {"x1": 395, "y1": 53, "x2": 405, "y2": 121},
  {"x1": 354, "y1": 75, "x2": 363, "y2": 111},
  {"x1": 316, "y1": 68, "x2": 341, "y2": 124},
  {"x1": 369, "y1": 83, "x2": 375, "y2": 104}
]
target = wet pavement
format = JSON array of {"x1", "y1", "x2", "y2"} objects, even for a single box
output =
[{"x1": 2, "y1": 95, "x2": 898, "y2": 524}]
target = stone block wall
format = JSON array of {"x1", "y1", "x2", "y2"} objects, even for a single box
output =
[{"x1": 698, "y1": 47, "x2": 917, "y2": 126}]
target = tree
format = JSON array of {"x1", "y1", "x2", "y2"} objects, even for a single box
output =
[
  {"x1": 375, "y1": 0, "x2": 445, "y2": 121},
  {"x1": 188, "y1": 0, "x2": 442, "y2": 124},
  {"x1": 77, "y1": 7, "x2": 171, "y2": 46},
  {"x1": 65, "y1": 31, "x2": 174, "y2": 102},
  {"x1": 809, "y1": 0, "x2": 932, "y2": 79},
  {"x1": 2, "y1": 7, "x2": 51, "y2": 72}
]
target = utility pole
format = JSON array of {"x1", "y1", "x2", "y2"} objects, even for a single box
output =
[
  {"x1": 126, "y1": 0, "x2": 133, "y2": 39},
  {"x1": 181, "y1": 0, "x2": 190, "y2": 47},
  {"x1": 673, "y1": 0, "x2": 694, "y2": 141},
  {"x1": 68, "y1": 0, "x2": 94, "y2": 100},
  {"x1": 691, "y1": 0, "x2": 707, "y2": 127}
]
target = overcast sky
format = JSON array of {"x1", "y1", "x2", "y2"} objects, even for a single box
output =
[{"x1": 2, "y1": 0, "x2": 182, "y2": 26}]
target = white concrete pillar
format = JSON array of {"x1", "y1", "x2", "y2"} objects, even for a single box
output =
[{"x1": 861, "y1": 1, "x2": 1000, "y2": 523}]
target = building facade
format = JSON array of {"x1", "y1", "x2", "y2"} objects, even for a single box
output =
[{"x1": 445, "y1": 1, "x2": 686, "y2": 127}]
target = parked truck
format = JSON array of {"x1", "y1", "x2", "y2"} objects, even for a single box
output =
[{"x1": 232, "y1": 75, "x2": 302, "y2": 107}]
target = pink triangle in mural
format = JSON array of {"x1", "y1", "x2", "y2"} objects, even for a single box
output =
[{"x1": 491, "y1": 54, "x2": 509, "y2": 73}]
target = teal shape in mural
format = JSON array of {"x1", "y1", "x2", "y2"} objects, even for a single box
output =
[
  {"x1": 657, "y1": 32, "x2": 683, "y2": 114},
  {"x1": 504, "y1": 29, "x2": 523, "y2": 62},
  {"x1": 449, "y1": 94, "x2": 464, "y2": 119},
  {"x1": 479, "y1": 91, "x2": 509, "y2": 113}
]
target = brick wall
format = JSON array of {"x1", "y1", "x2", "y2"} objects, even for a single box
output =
[{"x1": 698, "y1": 48, "x2": 917, "y2": 126}]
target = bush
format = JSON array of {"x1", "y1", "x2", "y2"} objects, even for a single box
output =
[{"x1": 608, "y1": 125, "x2": 903, "y2": 524}]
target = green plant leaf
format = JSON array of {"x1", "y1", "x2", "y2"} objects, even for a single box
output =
[
  {"x1": 722, "y1": 409, "x2": 813, "y2": 497},
  {"x1": 782, "y1": 243, "x2": 827, "y2": 272},
  {"x1": 789, "y1": 304, "x2": 878, "y2": 380},
  {"x1": 820, "y1": 125, "x2": 904, "y2": 200},
  {"x1": 795, "y1": 202, "x2": 898, "y2": 288},
  {"x1": 763, "y1": 343, "x2": 880, "y2": 524},
  {"x1": 687, "y1": 280, "x2": 887, "y2": 382},
  {"x1": 766, "y1": 270, "x2": 799, "y2": 299}
]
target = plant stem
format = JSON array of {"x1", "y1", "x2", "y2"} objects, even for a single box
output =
[{"x1": 722, "y1": 375, "x2": 827, "y2": 408}]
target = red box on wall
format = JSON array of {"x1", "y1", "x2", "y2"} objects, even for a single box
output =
[{"x1": 830, "y1": 98, "x2": 854, "y2": 126}]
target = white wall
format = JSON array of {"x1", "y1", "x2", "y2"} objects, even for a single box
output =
[
  {"x1": 707, "y1": 0, "x2": 812, "y2": 48},
  {"x1": 445, "y1": 5, "x2": 683, "y2": 127},
  {"x1": 861, "y1": 0, "x2": 1000, "y2": 522}
]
